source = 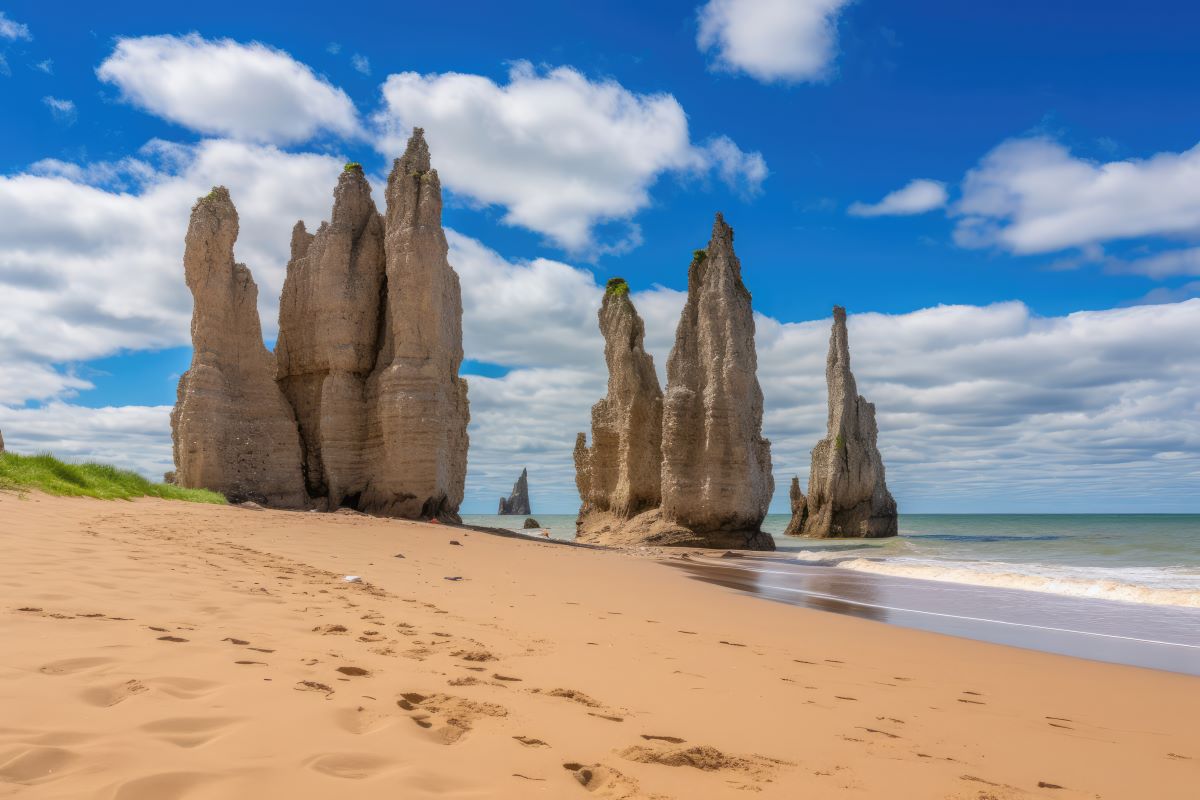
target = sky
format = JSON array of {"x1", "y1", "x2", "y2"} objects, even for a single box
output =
[{"x1": 0, "y1": 0, "x2": 1198, "y2": 514}]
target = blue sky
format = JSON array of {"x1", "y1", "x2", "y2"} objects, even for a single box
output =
[{"x1": 1, "y1": 0, "x2": 1198, "y2": 513}]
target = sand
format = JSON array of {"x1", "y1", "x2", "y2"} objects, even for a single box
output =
[{"x1": 0, "y1": 493, "x2": 1196, "y2": 799}]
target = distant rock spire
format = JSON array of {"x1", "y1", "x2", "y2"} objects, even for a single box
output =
[
  {"x1": 793, "y1": 306, "x2": 897, "y2": 538},
  {"x1": 171, "y1": 187, "x2": 307, "y2": 507},
  {"x1": 498, "y1": 468, "x2": 532, "y2": 515}
]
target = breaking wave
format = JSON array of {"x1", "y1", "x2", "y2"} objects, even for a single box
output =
[{"x1": 835, "y1": 558, "x2": 1200, "y2": 609}]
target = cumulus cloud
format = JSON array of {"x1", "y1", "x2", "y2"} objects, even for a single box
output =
[
  {"x1": 0, "y1": 11, "x2": 31, "y2": 41},
  {"x1": 1111, "y1": 247, "x2": 1200, "y2": 279},
  {"x1": 848, "y1": 178, "x2": 947, "y2": 217},
  {"x1": 0, "y1": 138, "x2": 347, "y2": 403},
  {"x1": 96, "y1": 34, "x2": 360, "y2": 144},
  {"x1": 696, "y1": 0, "x2": 851, "y2": 83},
  {"x1": 374, "y1": 62, "x2": 767, "y2": 252},
  {"x1": 953, "y1": 136, "x2": 1200, "y2": 254}
]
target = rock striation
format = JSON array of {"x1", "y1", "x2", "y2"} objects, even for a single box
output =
[
  {"x1": 357, "y1": 130, "x2": 469, "y2": 521},
  {"x1": 173, "y1": 130, "x2": 469, "y2": 520},
  {"x1": 574, "y1": 279, "x2": 664, "y2": 538},
  {"x1": 0, "y1": 428, "x2": 5, "y2": 452},
  {"x1": 275, "y1": 163, "x2": 385, "y2": 509},
  {"x1": 575, "y1": 216, "x2": 774, "y2": 550},
  {"x1": 498, "y1": 468, "x2": 531, "y2": 515},
  {"x1": 170, "y1": 188, "x2": 307, "y2": 507},
  {"x1": 791, "y1": 307, "x2": 897, "y2": 538}
]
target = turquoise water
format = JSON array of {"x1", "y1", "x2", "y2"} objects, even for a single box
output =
[{"x1": 462, "y1": 514, "x2": 1200, "y2": 609}]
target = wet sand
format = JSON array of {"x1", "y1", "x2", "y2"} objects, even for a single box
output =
[
  {"x1": 1, "y1": 492, "x2": 1198, "y2": 799},
  {"x1": 671, "y1": 555, "x2": 1200, "y2": 675}
]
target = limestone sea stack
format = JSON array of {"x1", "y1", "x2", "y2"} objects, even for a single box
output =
[
  {"x1": 498, "y1": 468, "x2": 531, "y2": 515},
  {"x1": 358, "y1": 129, "x2": 469, "y2": 521},
  {"x1": 170, "y1": 188, "x2": 307, "y2": 507},
  {"x1": 574, "y1": 278, "x2": 664, "y2": 538},
  {"x1": 792, "y1": 306, "x2": 897, "y2": 538},
  {"x1": 782, "y1": 476, "x2": 806, "y2": 536},
  {"x1": 574, "y1": 216, "x2": 774, "y2": 550},
  {"x1": 275, "y1": 164, "x2": 385, "y2": 509},
  {"x1": 658, "y1": 214, "x2": 774, "y2": 549}
]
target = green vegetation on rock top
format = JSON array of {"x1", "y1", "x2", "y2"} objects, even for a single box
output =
[
  {"x1": 343, "y1": 162, "x2": 363, "y2": 172},
  {"x1": 691, "y1": 249, "x2": 707, "y2": 267},
  {"x1": 0, "y1": 452, "x2": 227, "y2": 504},
  {"x1": 605, "y1": 277, "x2": 630, "y2": 297}
]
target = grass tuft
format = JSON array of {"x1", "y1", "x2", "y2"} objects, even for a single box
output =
[
  {"x1": 0, "y1": 452, "x2": 226, "y2": 504},
  {"x1": 605, "y1": 277, "x2": 630, "y2": 297},
  {"x1": 343, "y1": 162, "x2": 363, "y2": 172}
]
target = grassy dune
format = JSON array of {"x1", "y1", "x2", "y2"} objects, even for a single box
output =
[{"x1": 0, "y1": 452, "x2": 226, "y2": 504}]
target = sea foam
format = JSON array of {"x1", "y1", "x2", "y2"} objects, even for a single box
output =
[{"x1": 835, "y1": 558, "x2": 1200, "y2": 609}]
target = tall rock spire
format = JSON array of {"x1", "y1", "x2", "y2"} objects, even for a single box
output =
[
  {"x1": 659, "y1": 214, "x2": 774, "y2": 549},
  {"x1": 171, "y1": 187, "x2": 306, "y2": 507},
  {"x1": 360, "y1": 128, "x2": 470, "y2": 520},
  {"x1": 794, "y1": 306, "x2": 897, "y2": 538},
  {"x1": 275, "y1": 164, "x2": 385, "y2": 507},
  {"x1": 574, "y1": 278, "x2": 664, "y2": 538}
]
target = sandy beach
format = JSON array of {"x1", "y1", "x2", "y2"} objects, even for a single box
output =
[{"x1": 1, "y1": 493, "x2": 1197, "y2": 799}]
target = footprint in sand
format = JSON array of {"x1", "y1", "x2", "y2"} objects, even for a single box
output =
[
  {"x1": 147, "y1": 676, "x2": 220, "y2": 700},
  {"x1": 140, "y1": 716, "x2": 242, "y2": 748},
  {"x1": 396, "y1": 692, "x2": 507, "y2": 745},
  {"x1": 514, "y1": 735, "x2": 550, "y2": 747},
  {"x1": 306, "y1": 753, "x2": 396, "y2": 780},
  {"x1": 0, "y1": 746, "x2": 79, "y2": 786},
  {"x1": 79, "y1": 679, "x2": 148, "y2": 708},
  {"x1": 620, "y1": 743, "x2": 791, "y2": 786},
  {"x1": 38, "y1": 656, "x2": 113, "y2": 676},
  {"x1": 561, "y1": 762, "x2": 642, "y2": 797},
  {"x1": 336, "y1": 666, "x2": 371, "y2": 677}
]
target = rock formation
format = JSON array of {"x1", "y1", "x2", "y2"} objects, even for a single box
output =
[
  {"x1": 523, "y1": 517, "x2": 541, "y2": 529},
  {"x1": 275, "y1": 163, "x2": 385, "y2": 509},
  {"x1": 574, "y1": 216, "x2": 774, "y2": 550},
  {"x1": 498, "y1": 468, "x2": 531, "y2": 515},
  {"x1": 783, "y1": 476, "x2": 806, "y2": 536},
  {"x1": 574, "y1": 279, "x2": 664, "y2": 538},
  {"x1": 0, "y1": 428, "x2": 5, "y2": 452},
  {"x1": 172, "y1": 129, "x2": 468, "y2": 519},
  {"x1": 657, "y1": 214, "x2": 774, "y2": 549},
  {"x1": 170, "y1": 188, "x2": 307, "y2": 507},
  {"x1": 357, "y1": 129, "x2": 469, "y2": 521},
  {"x1": 793, "y1": 306, "x2": 897, "y2": 538}
]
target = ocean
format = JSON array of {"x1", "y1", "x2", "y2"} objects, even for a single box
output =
[{"x1": 462, "y1": 513, "x2": 1200, "y2": 610}]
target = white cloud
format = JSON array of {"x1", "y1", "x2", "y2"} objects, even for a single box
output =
[
  {"x1": 374, "y1": 62, "x2": 767, "y2": 252},
  {"x1": 0, "y1": 11, "x2": 31, "y2": 41},
  {"x1": 696, "y1": 0, "x2": 851, "y2": 83},
  {"x1": 0, "y1": 138, "x2": 347, "y2": 404},
  {"x1": 351, "y1": 53, "x2": 370, "y2": 75},
  {"x1": 0, "y1": 404, "x2": 174, "y2": 478},
  {"x1": 954, "y1": 136, "x2": 1200, "y2": 254},
  {"x1": 848, "y1": 178, "x2": 947, "y2": 217},
  {"x1": 42, "y1": 96, "x2": 76, "y2": 124},
  {"x1": 34, "y1": 58, "x2": 52, "y2": 74},
  {"x1": 1113, "y1": 247, "x2": 1200, "y2": 279},
  {"x1": 0, "y1": 54, "x2": 8, "y2": 77},
  {"x1": 96, "y1": 34, "x2": 360, "y2": 144}
]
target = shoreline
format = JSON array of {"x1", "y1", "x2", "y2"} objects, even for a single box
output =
[{"x1": 2, "y1": 493, "x2": 1197, "y2": 798}]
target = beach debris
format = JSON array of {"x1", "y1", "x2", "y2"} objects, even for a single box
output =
[
  {"x1": 790, "y1": 306, "x2": 897, "y2": 538},
  {"x1": 449, "y1": 540, "x2": 461, "y2": 546},
  {"x1": 344, "y1": 575, "x2": 362, "y2": 583},
  {"x1": 444, "y1": 576, "x2": 463, "y2": 582},
  {"x1": 498, "y1": 468, "x2": 532, "y2": 515},
  {"x1": 393, "y1": 553, "x2": 405, "y2": 558}
]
